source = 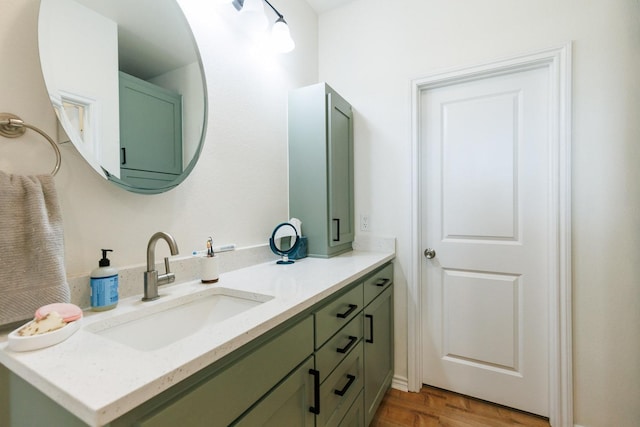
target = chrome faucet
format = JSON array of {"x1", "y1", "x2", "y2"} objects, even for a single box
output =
[{"x1": 143, "y1": 232, "x2": 179, "y2": 301}]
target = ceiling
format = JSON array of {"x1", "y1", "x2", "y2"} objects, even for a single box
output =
[
  {"x1": 76, "y1": 0, "x2": 197, "y2": 80},
  {"x1": 305, "y1": 0, "x2": 354, "y2": 14}
]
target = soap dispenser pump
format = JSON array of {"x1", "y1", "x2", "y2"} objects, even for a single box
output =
[{"x1": 90, "y1": 249, "x2": 119, "y2": 311}]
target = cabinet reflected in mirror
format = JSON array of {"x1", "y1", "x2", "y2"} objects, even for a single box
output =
[{"x1": 38, "y1": 0, "x2": 207, "y2": 193}]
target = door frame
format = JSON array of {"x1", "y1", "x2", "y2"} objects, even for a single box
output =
[{"x1": 407, "y1": 43, "x2": 573, "y2": 427}]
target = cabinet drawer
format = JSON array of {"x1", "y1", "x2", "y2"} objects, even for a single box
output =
[
  {"x1": 339, "y1": 389, "x2": 364, "y2": 427},
  {"x1": 318, "y1": 341, "x2": 364, "y2": 427},
  {"x1": 316, "y1": 313, "x2": 363, "y2": 383},
  {"x1": 363, "y1": 263, "x2": 393, "y2": 306},
  {"x1": 138, "y1": 316, "x2": 314, "y2": 427},
  {"x1": 315, "y1": 283, "x2": 363, "y2": 349}
]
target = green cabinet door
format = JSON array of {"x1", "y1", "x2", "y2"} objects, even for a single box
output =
[
  {"x1": 119, "y1": 72, "x2": 183, "y2": 188},
  {"x1": 289, "y1": 82, "x2": 354, "y2": 258},
  {"x1": 327, "y1": 90, "x2": 354, "y2": 248},
  {"x1": 363, "y1": 285, "x2": 394, "y2": 426},
  {"x1": 233, "y1": 357, "x2": 316, "y2": 427},
  {"x1": 339, "y1": 390, "x2": 364, "y2": 427}
]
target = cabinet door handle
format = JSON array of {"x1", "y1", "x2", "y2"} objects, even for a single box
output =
[
  {"x1": 334, "y1": 374, "x2": 356, "y2": 397},
  {"x1": 336, "y1": 336, "x2": 358, "y2": 354},
  {"x1": 308, "y1": 369, "x2": 320, "y2": 415},
  {"x1": 336, "y1": 303, "x2": 358, "y2": 319},
  {"x1": 365, "y1": 314, "x2": 374, "y2": 343},
  {"x1": 333, "y1": 218, "x2": 340, "y2": 242},
  {"x1": 374, "y1": 278, "x2": 390, "y2": 287},
  {"x1": 121, "y1": 147, "x2": 127, "y2": 165}
]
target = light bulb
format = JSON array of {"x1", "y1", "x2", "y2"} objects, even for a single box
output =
[
  {"x1": 238, "y1": 0, "x2": 268, "y2": 32},
  {"x1": 271, "y1": 18, "x2": 295, "y2": 53}
]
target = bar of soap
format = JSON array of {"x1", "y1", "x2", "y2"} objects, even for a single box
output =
[
  {"x1": 18, "y1": 311, "x2": 66, "y2": 336},
  {"x1": 35, "y1": 303, "x2": 82, "y2": 322}
]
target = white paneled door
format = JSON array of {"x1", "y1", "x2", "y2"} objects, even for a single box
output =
[{"x1": 420, "y1": 66, "x2": 550, "y2": 416}]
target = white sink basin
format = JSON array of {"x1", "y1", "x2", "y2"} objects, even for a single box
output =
[{"x1": 86, "y1": 287, "x2": 273, "y2": 351}]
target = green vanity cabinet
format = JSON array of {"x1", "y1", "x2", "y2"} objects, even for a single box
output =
[
  {"x1": 119, "y1": 72, "x2": 183, "y2": 189},
  {"x1": 5, "y1": 262, "x2": 394, "y2": 427},
  {"x1": 288, "y1": 82, "x2": 354, "y2": 258},
  {"x1": 312, "y1": 263, "x2": 394, "y2": 427},
  {"x1": 122, "y1": 262, "x2": 392, "y2": 427}
]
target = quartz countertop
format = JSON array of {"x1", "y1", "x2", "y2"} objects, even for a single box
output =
[{"x1": 0, "y1": 249, "x2": 394, "y2": 426}]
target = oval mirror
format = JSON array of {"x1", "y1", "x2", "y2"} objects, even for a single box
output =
[{"x1": 38, "y1": 0, "x2": 207, "y2": 194}]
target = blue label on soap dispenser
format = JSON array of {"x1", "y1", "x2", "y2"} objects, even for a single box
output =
[{"x1": 90, "y1": 274, "x2": 119, "y2": 309}]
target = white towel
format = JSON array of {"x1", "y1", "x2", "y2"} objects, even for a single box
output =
[{"x1": 0, "y1": 171, "x2": 70, "y2": 326}]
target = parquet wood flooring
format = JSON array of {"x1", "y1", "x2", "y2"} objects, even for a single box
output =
[{"x1": 370, "y1": 386, "x2": 551, "y2": 427}]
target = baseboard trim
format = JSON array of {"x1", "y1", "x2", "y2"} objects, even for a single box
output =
[{"x1": 391, "y1": 375, "x2": 409, "y2": 392}]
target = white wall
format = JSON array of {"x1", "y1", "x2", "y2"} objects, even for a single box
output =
[
  {"x1": 318, "y1": 0, "x2": 640, "y2": 426},
  {"x1": 39, "y1": 0, "x2": 120, "y2": 177},
  {"x1": 0, "y1": 0, "x2": 318, "y2": 277}
]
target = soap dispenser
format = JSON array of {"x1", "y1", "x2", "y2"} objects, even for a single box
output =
[{"x1": 90, "y1": 249, "x2": 119, "y2": 311}]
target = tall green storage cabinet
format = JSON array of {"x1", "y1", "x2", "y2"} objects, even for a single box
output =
[
  {"x1": 288, "y1": 83, "x2": 354, "y2": 257},
  {"x1": 119, "y1": 72, "x2": 183, "y2": 190}
]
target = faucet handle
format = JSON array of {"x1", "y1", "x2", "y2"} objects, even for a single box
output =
[
  {"x1": 159, "y1": 272, "x2": 176, "y2": 286},
  {"x1": 157, "y1": 256, "x2": 176, "y2": 286}
]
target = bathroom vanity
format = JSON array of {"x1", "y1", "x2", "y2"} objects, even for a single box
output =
[{"x1": 0, "y1": 250, "x2": 394, "y2": 426}]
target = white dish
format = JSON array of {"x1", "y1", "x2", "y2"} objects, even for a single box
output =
[{"x1": 8, "y1": 319, "x2": 81, "y2": 352}]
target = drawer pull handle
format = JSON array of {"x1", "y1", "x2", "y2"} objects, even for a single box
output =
[
  {"x1": 309, "y1": 369, "x2": 320, "y2": 415},
  {"x1": 365, "y1": 314, "x2": 374, "y2": 343},
  {"x1": 333, "y1": 218, "x2": 340, "y2": 241},
  {"x1": 374, "y1": 278, "x2": 390, "y2": 287},
  {"x1": 334, "y1": 374, "x2": 356, "y2": 397},
  {"x1": 336, "y1": 336, "x2": 358, "y2": 354},
  {"x1": 336, "y1": 304, "x2": 358, "y2": 319}
]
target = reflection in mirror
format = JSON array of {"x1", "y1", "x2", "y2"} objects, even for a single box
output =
[{"x1": 38, "y1": 0, "x2": 207, "y2": 193}]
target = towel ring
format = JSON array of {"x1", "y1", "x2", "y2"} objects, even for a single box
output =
[{"x1": 0, "y1": 113, "x2": 61, "y2": 176}]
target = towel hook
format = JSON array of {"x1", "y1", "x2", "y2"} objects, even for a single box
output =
[{"x1": 0, "y1": 113, "x2": 61, "y2": 176}]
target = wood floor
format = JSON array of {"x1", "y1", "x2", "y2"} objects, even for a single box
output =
[{"x1": 370, "y1": 386, "x2": 551, "y2": 427}]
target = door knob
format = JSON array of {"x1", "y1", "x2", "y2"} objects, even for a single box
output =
[{"x1": 424, "y1": 248, "x2": 436, "y2": 259}]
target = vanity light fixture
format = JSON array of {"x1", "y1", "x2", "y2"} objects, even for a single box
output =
[
  {"x1": 232, "y1": 0, "x2": 295, "y2": 53},
  {"x1": 236, "y1": 0, "x2": 268, "y2": 31}
]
